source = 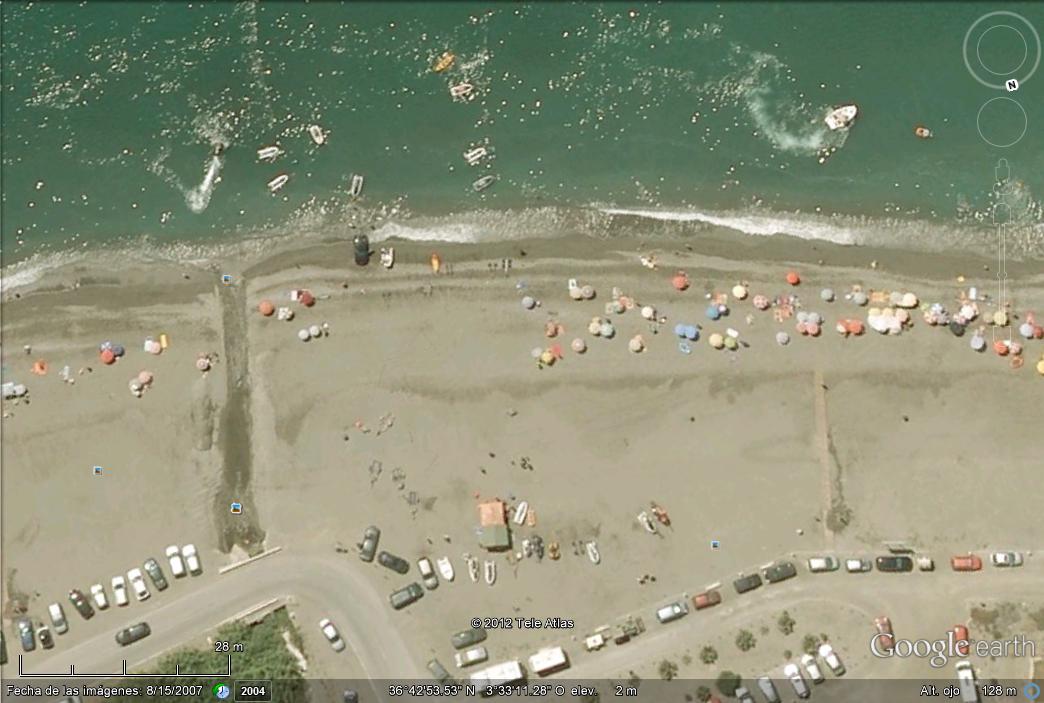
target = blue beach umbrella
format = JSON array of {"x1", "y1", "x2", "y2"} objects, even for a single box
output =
[
  {"x1": 706, "y1": 305, "x2": 721, "y2": 321},
  {"x1": 674, "y1": 323, "x2": 686, "y2": 337},
  {"x1": 685, "y1": 326, "x2": 699, "y2": 341}
]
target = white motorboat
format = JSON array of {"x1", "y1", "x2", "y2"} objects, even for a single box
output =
[
  {"x1": 472, "y1": 174, "x2": 496, "y2": 192},
  {"x1": 380, "y1": 247, "x2": 395, "y2": 269},
  {"x1": 463, "y1": 146, "x2": 487, "y2": 165},
  {"x1": 267, "y1": 173, "x2": 289, "y2": 193},
  {"x1": 586, "y1": 541, "x2": 601, "y2": 565},
  {"x1": 466, "y1": 554, "x2": 479, "y2": 582},
  {"x1": 824, "y1": 104, "x2": 858, "y2": 131},
  {"x1": 349, "y1": 174, "x2": 364, "y2": 197},
  {"x1": 308, "y1": 124, "x2": 326, "y2": 145},
  {"x1": 256, "y1": 145, "x2": 284, "y2": 162},
  {"x1": 437, "y1": 556, "x2": 455, "y2": 581},
  {"x1": 484, "y1": 559, "x2": 496, "y2": 585},
  {"x1": 513, "y1": 500, "x2": 528, "y2": 526},
  {"x1": 450, "y1": 82, "x2": 474, "y2": 100}
]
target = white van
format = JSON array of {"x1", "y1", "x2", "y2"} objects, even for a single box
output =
[
  {"x1": 656, "y1": 601, "x2": 689, "y2": 624},
  {"x1": 454, "y1": 646, "x2": 488, "y2": 669},
  {"x1": 48, "y1": 603, "x2": 68, "y2": 634},
  {"x1": 807, "y1": 556, "x2": 839, "y2": 572}
]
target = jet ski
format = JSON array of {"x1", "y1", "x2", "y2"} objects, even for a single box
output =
[
  {"x1": 257, "y1": 145, "x2": 283, "y2": 162},
  {"x1": 484, "y1": 559, "x2": 496, "y2": 585},
  {"x1": 267, "y1": 173, "x2": 289, "y2": 193},
  {"x1": 465, "y1": 554, "x2": 479, "y2": 582},
  {"x1": 308, "y1": 124, "x2": 326, "y2": 145},
  {"x1": 586, "y1": 541, "x2": 601, "y2": 565},
  {"x1": 472, "y1": 174, "x2": 496, "y2": 192},
  {"x1": 437, "y1": 556, "x2": 455, "y2": 581}
]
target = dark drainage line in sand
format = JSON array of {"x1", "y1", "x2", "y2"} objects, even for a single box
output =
[
  {"x1": 215, "y1": 279, "x2": 266, "y2": 554},
  {"x1": 814, "y1": 371, "x2": 837, "y2": 545}
]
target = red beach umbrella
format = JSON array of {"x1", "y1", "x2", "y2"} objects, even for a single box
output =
[
  {"x1": 298, "y1": 290, "x2": 316, "y2": 307},
  {"x1": 258, "y1": 300, "x2": 275, "y2": 316},
  {"x1": 671, "y1": 272, "x2": 690, "y2": 291},
  {"x1": 786, "y1": 271, "x2": 801, "y2": 286},
  {"x1": 100, "y1": 349, "x2": 116, "y2": 365}
]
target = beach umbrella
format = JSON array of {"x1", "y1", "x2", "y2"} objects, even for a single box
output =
[
  {"x1": 1037, "y1": 359, "x2": 1044, "y2": 375},
  {"x1": 705, "y1": 305, "x2": 721, "y2": 321},
  {"x1": 889, "y1": 291, "x2": 903, "y2": 306},
  {"x1": 786, "y1": 271, "x2": 801, "y2": 286},
  {"x1": 671, "y1": 272, "x2": 690, "y2": 291},
  {"x1": 685, "y1": 325, "x2": 699, "y2": 341},
  {"x1": 581, "y1": 285, "x2": 595, "y2": 300},
  {"x1": 723, "y1": 336, "x2": 738, "y2": 350},
  {"x1": 846, "y1": 320, "x2": 865, "y2": 335},
  {"x1": 628, "y1": 335, "x2": 645, "y2": 353},
  {"x1": 258, "y1": 300, "x2": 275, "y2": 316},
  {"x1": 708, "y1": 333, "x2": 724, "y2": 349},
  {"x1": 836, "y1": 322, "x2": 849, "y2": 336},
  {"x1": 521, "y1": 296, "x2": 536, "y2": 310},
  {"x1": 605, "y1": 300, "x2": 624, "y2": 315},
  {"x1": 309, "y1": 324, "x2": 322, "y2": 338},
  {"x1": 1010, "y1": 342, "x2": 1023, "y2": 356},
  {"x1": 959, "y1": 304, "x2": 977, "y2": 321},
  {"x1": 100, "y1": 341, "x2": 113, "y2": 351},
  {"x1": 807, "y1": 322, "x2": 821, "y2": 337},
  {"x1": 1035, "y1": 326, "x2": 1044, "y2": 339},
  {"x1": 895, "y1": 309, "x2": 910, "y2": 324},
  {"x1": 111, "y1": 344, "x2": 125, "y2": 358},
  {"x1": 619, "y1": 295, "x2": 636, "y2": 310},
  {"x1": 100, "y1": 349, "x2": 116, "y2": 365},
  {"x1": 530, "y1": 347, "x2": 543, "y2": 359},
  {"x1": 970, "y1": 334, "x2": 986, "y2": 352},
  {"x1": 545, "y1": 321, "x2": 559, "y2": 338},
  {"x1": 550, "y1": 343, "x2": 564, "y2": 359},
  {"x1": 949, "y1": 321, "x2": 966, "y2": 337},
  {"x1": 31, "y1": 360, "x2": 48, "y2": 375},
  {"x1": 298, "y1": 290, "x2": 315, "y2": 307},
  {"x1": 753, "y1": 295, "x2": 770, "y2": 310},
  {"x1": 1019, "y1": 322, "x2": 1034, "y2": 339},
  {"x1": 796, "y1": 321, "x2": 809, "y2": 335},
  {"x1": 993, "y1": 341, "x2": 1009, "y2": 356},
  {"x1": 569, "y1": 287, "x2": 583, "y2": 300},
  {"x1": 146, "y1": 340, "x2": 162, "y2": 354},
  {"x1": 992, "y1": 310, "x2": 1008, "y2": 326},
  {"x1": 820, "y1": 288, "x2": 835, "y2": 302},
  {"x1": 731, "y1": 284, "x2": 748, "y2": 300},
  {"x1": 808, "y1": 312, "x2": 823, "y2": 325},
  {"x1": 196, "y1": 357, "x2": 211, "y2": 372},
  {"x1": 540, "y1": 350, "x2": 555, "y2": 365},
  {"x1": 600, "y1": 321, "x2": 615, "y2": 338},
  {"x1": 129, "y1": 380, "x2": 142, "y2": 394},
  {"x1": 138, "y1": 370, "x2": 153, "y2": 386},
  {"x1": 588, "y1": 320, "x2": 602, "y2": 336},
  {"x1": 796, "y1": 310, "x2": 810, "y2": 324},
  {"x1": 852, "y1": 291, "x2": 869, "y2": 306},
  {"x1": 674, "y1": 323, "x2": 686, "y2": 337},
  {"x1": 297, "y1": 329, "x2": 311, "y2": 341},
  {"x1": 900, "y1": 292, "x2": 918, "y2": 308},
  {"x1": 641, "y1": 305, "x2": 656, "y2": 320},
  {"x1": 776, "y1": 331, "x2": 790, "y2": 346},
  {"x1": 571, "y1": 338, "x2": 586, "y2": 353}
]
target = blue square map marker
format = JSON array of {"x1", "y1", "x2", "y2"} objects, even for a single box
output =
[
  {"x1": 221, "y1": 274, "x2": 233, "y2": 285},
  {"x1": 230, "y1": 502, "x2": 242, "y2": 514},
  {"x1": 711, "y1": 540, "x2": 720, "y2": 550},
  {"x1": 93, "y1": 466, "x2": 103, "y2": 476}
]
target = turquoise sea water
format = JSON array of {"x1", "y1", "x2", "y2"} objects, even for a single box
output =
[{"x1": 2, "y1": 2, "x2": 1043, "y2": 286}]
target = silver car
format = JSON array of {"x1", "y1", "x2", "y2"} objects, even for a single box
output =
[{"x1": 845, "y1": 558, "x2": 872, "y2": 572}]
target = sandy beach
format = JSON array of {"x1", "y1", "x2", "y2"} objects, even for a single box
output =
[{"x1": 3, "y1": 228, "x2": 1042, "y2": 681}]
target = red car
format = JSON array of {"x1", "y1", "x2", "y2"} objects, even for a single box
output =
[
  {"x1": 951, "y1": 625, "x2": 970, "y2": 656},
  {"x1": 692, "y1": 589, "x2": 722, "y2": 610},
  {"x1": 874, "y1": 616, "x2": 895, "y2": 652},
  {"x1": 950, "y1": 554, "x2": 983, "y2": 571}
]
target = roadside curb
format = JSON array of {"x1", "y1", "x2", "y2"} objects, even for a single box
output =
[{"x1": 218, "y1": 546, "x2": 283, "y2": 575}]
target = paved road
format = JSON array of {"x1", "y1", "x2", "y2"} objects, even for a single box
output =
[{"x1": 9, "y1": 549, "x2": 424, "y2": 681}]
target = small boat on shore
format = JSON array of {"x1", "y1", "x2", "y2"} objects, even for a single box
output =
[
  {"x1": 513, "y1": 501, "x2": 528, "y2": 526},
  {"x1": 637, "y1": 511, "x2": 658, "y2": 534},
  {"x1": 432, "y1": 51, "x2": 455, "y2": 73},
  {"x1": 308, "y1": 124, "x2": 326, "y2": 145},
  {"x1": 484, "y1": 559, "x2": 496, "y2": 585},
  {"x1": 586, "y1": 541, "x2": 601, "y2": 565},
  {"x1": 472, "y1": 174, "x2": 496, "y2": 192},
  {"x1": 464, "y1": 146, "x2": 488, "y2": 166},
  {"x1": 437, "y1": 556, "x2": 455, "y2": 581},
  {"x1": 267, "y1": 173, "x2": 289, "y2": 193},
  {"x1": 430, "y1": 252, "x2": 442, "y2": 274},
  {"x1": 257, "y1": 145, "x2": 284, "y2": 162},
  {"x1": 465, "y1": 554, "x2": 479, "y2": 582},
  {"x1": 450, "y1": 82, "x2": 474, "y2": 100},
  {"x1": 349, "y1": 174, "x2": 364, "y2": 197},
  {"x1": 824, "y1": 104, "x2": 858, "y2": 131},
  {"x1": 380, "y1": 247, "x2": 395, "y2": 269}
]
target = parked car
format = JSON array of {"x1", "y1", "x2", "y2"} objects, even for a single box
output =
[
  {"x1": 845, "y1": 558, "x2": 872, "y2": 572},
  {"x1": 166, "y1": 545, "x2": 187, "y2": 578},
  {"x1": 917, "y1": 555, "x2": 935, "y2": 571},
  {"x1": 90, "y1": 584, "x2": 109, "y2": 610},
  {"x1": 427, "y1": 658, "x2": 454, "y2": 683},
  {"x1": 49, "y1": 602, "x2": 69, "y2": 633},
  {"x1": 952, "y1": 625, "x2": 970, "y2": 656},
  {"x1": 733, "y1": 573, "x2": 763, "y2": 594},
  {"x1": 417, "y1": 557, "x2": 439, "y2": 590},
  {"x1": 389, "y1": 582, "x2": 424, "y2": 610},
  {"x1": 111, "y1": 576, "x2": 129, "y2": 606},
  {"x1": 955, "y1": 660, "x2": 979, "y2": 703},
  {"x1": 764, "y1": 561, "x2": 798, "y2": 583},
  {"x1": 451, "y1": 627, "x2": 488, "y2": 649},
  {"x1": 950, "y1": 554, "x2": 982, "y2": 572},
  {"x1": 757, "y1": 675, "x2": 781, "y2": 703},
  {"x1": 15, "y1": 617, "x2": 35, "y2": 652},
  {"x1": 990, "y1": 552, "x2": 1023, "y2": 567},
  {"x1": 68, "y1": 589, "x2": 95, "y2": 619},
  {"x1": 353, "y1": 234, "x2": 371, "y2": 266},
  {"x1": 359, "y1": 526, "x2": 380, "y2": 562},
  {"x1": 783, "y1": 663, "x2": 810, "y2": 699},
  {"x1": 115, "y1": 622, "x2": 151, "y2": 646},
  {"x1": 127, "y1": 568, "x2": 150, "y2": 601},
  {"x1": 734, "y1": 687, "x2": 755, "y2": 703},
  {"x1": 692, "y1": 589, "x2": 722, "y2": 610},
  {"x1": 378, "y1": 550, "x2": 410, "y2": 575},
  {"x1": 454, "y1": 645, "x2": 489, "y2": 668},
  {"x1": 807, "y1": 556, "x2": 839, "y2": 572},
  {"x1": 875, "y1": 555, "x2": 913, "y2": 572},
  {"x1": 143, "y1": 558, "x2": 169, "y2": 590},
  {"x1": 800, "y1": 653, "x2": 824, "y2": 683},
  {"x1": 655, "y1": 601, "x2": 689, "y2": 624},
  {"x1": 182, "y1": 544, "x2": 202, "y2": 575},
  {"x1": 37, "y1": 625, "x2": 54, "y2": 650},
  {"x1": 319, "y1": 618, "x2": 346, "y2": 652},
  {"x1": 818, "y1": 643, "x2": 845, "y2": 676},
  {"x1": 874, "y1": 616, "x2": 895, "y2": 652}
]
